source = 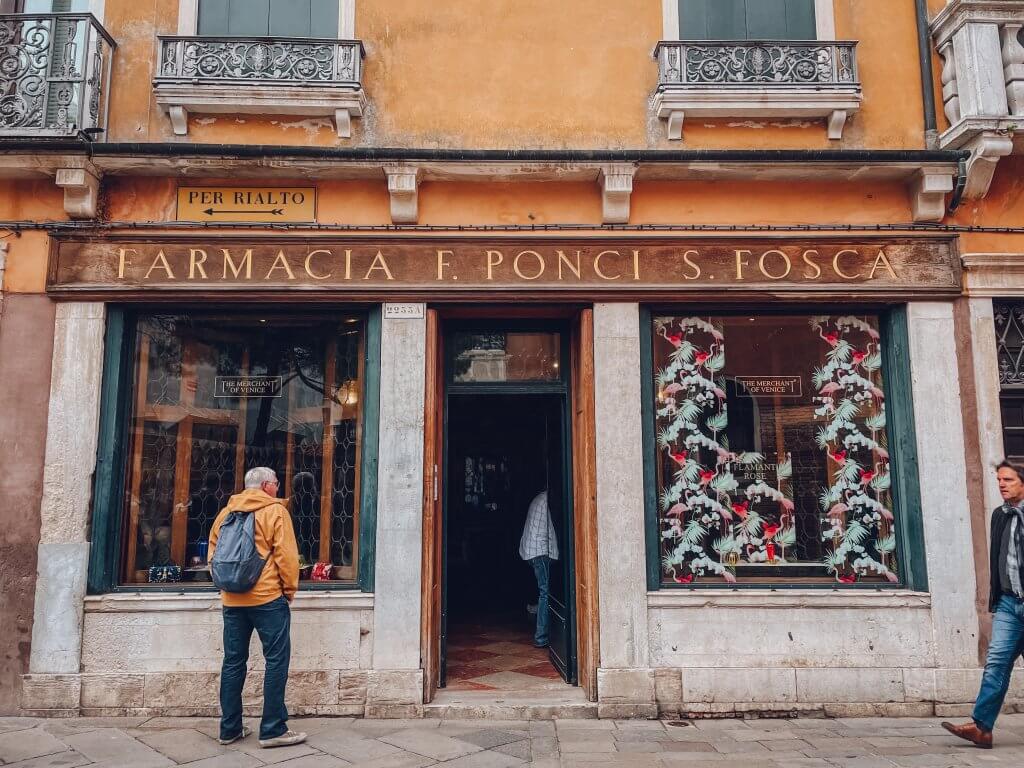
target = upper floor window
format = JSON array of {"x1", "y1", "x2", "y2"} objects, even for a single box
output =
[
  {"x1": 678, "y1": 0, "x2": 816, "y2": 40},
  {"x1": 0, "y1": 1, "x2": 90, "y2": 11},
  {"x1": 197, "y1": 0, "x2": 339, "y2": 38}
]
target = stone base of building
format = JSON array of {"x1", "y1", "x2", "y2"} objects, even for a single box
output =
[{"x1": 21, "y1": 666, "x2": 1024, "y2": 720}]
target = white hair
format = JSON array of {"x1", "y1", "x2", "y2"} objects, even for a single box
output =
[{"x1": 244, "y1": 467, "x2": 277, "y2": 489}]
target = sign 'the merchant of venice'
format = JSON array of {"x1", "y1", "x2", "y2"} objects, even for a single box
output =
[{"x1": 47, "y1": 237, "x2": 960, "y2": 295}]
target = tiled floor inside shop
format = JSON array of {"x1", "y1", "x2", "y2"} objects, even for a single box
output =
[{"x1": 444, "y1": 622, "x2": 566, "y2": 692}]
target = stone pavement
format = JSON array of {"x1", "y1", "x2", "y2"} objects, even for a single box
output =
[{"x1": 2, "y1": 714, "x2": 1024, "y2": 768}]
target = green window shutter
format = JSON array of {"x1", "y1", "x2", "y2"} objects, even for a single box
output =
[
  {"x1": 679, "y1": 0, "x2": 815, "y2": 39},
  {"x1": 311, "y1": 0, "x2": 340, "y2": 38},
  {"x1": 197, "y1": 0, "x2": 232, "y2": 35},
  {"x1": 269, "y1": 0, "x2": 339, "y2": 38}
]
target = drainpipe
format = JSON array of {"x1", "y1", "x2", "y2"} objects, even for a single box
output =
[{"x1": 915, "y1": 0, "x2": 940, "y2": 149}]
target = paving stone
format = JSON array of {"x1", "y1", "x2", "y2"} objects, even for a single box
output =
[
  {"x1": 273, "y1": 755, "x2": 354, "y2": 768},
  {"x1": 379, "y1": 729, "x2": 482, "y2": 761},
  {"x1": 1, "y1": 752, "x2": 92, "y2": 768},
  {"x1": 555, "y1": 718, "x2": 617, "y2": 730},
  {"x1": 727, "y1": 728, "x2": 801, "y2": 741},
  {"x1": 886, "y1": 756, "x2": 962, "y2": 768},
  {"x1": 558, "y1": 733, "x2": 617, "y2": 752},
  {"x1": 491, "y1": 739, "x2": 531, "y2": 760},
  {"x1": 135, "y1": 727, "x2": 228, "y2": 763},
  {"x1": 0, "y1": 728, "x2": 72, "y2": 763},
  {"x1": 712, "y1": 739, "x2": 771, "y2": 754},
  {"x1": 529, "y1": 735, "x2": 558, "y2": 758},
  {"x1": 825, "y1": 757, "x2": 901, "y2": 768},
  {"x1": 177, "y1": 752, "x2": 265, "y2": 768},
  {"x1": 0, "y1": 718, "x2": 42, "y2": 731},
  {"x1": 615, "y1": 740, "x2": 663, "y2": 752},
  {"x1": 662, "y1": 741, "x2": 716, "y2": 753},
  {"x1": 614, "y1": 729, "x2": 675, "y2": 742},
  {"x1": 63, "y1": 728, "x2": 174, "y2": 767},
  {"x1": 425, "y1": 751, "x2": 524, "y2": 767},
  {"x1": 447, "y1": 728, "x2": 523, "y2": 749},
  {"x1": 342, "y1": 754, "x2": 435, "y2": 768},
  {"x1": 229, "y1": 738, "x2": 320, "y2": 764},
  {"x1": 762, "y1": 739, "x2": 813, "y2": 751}
]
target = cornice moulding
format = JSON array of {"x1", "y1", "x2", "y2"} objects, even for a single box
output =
[{"x1": 931, "y1": 0, "x2": 1024, "y2": 47}]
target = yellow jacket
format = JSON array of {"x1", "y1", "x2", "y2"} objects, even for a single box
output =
[{"x1": 208, "y1": 489, "x2": 299, "y2": 607}]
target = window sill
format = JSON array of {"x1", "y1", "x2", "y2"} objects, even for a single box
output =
[
  {"x1": 647, "y1": 589, "x2": 930, "y2": 610},
  {"x1": 84, "y1": 590, "x2": 374, "y2": 613},
  {"x1": 153, "y1": 82, "x2": 366, "y2": 138},
  {"x1": 653, "y1": 86, "x2": 862, "y2": 141}
]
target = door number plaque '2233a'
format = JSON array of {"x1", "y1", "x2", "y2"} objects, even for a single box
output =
[
  {"x1": 177, "y1": 187, "x2": 316, "y2": 222},
  {"x1": 214, "y1": 376, "x2": 283, "y2": 398}
]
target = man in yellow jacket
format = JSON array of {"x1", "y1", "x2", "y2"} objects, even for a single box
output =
[{"x1": 208, "y1": 467, "x2": 305, "y2": 748}]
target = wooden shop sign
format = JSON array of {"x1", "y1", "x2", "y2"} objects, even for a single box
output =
[
  {"x1": 177, "y1": 187, "x2": 316, "y2": 223},
  {"x1": 47, "y1": 236, "x2": 961, "y2": 296}
]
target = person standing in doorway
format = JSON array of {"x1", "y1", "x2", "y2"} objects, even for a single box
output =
[
  {"x1": 943, "y1": 460, "x2": 1024, "y2": 750},
  {"x1": 209, "y1": 467, "x2": 306, "y2": 749},
  {"x1": 520, "y1": 489, "x2": 559, "y2": 648}
]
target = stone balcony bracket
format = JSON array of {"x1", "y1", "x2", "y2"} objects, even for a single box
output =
[
  {"x1": 384, "y1": 165, "x2": 420, "y2": 224},
  {"x1": 55, "y1": 162, "x2": 102, "y2": 219},
  {"x1": 152, "y1": 36, "x2": 366, "y2": 138},
  {"x1": 909, "y1": 167, "x2": 956, "y2": 223},
  {"x1": 652, "y1": 40, "x2": 863, "y2": 141},
  {"x1": 600, "y1": 164, "x2": 637, "y2": 224},
  {"x1": 932, "y1": 1, "x2": 1024, "y2": 197}
]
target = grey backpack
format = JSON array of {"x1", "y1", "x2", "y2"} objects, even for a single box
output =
[{"x1": 211, "y1": 512, "x2": 267, "y2": 593}]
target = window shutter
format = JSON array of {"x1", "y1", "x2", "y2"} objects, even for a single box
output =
[
  {"x1": 227, "y1": 0, "x2": 270, "y2": 36},
  {"x1": 269, "y1": 0, "x2": 312, "y2": 37},
  {"x1": 678, "y1": 0, "x2": 815, "y2": 40}
]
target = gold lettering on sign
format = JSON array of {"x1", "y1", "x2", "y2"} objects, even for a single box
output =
[
  {"x1": 557, "y1": 250, "x2": 582, "y2": 280},
  {"x1": 305, "y1": 249, "x2": 331, "y2": 280},
  {"x1": 145, "y1": 250, "x2": 175, "y2": 279},
  {"x1": 594, "y1": 250, "x2": 621, "y2": 280},
  {"x1": 437, "y1": 249, "x2": 454, "y2": 281},
  {"x1": 189, "y1": 249, "x2": 208, "y2": 279},
  {"x1": 364, "y1": 251, "x2": 394, "y2": 281},
  {"x1": 735, "y1": 249, "x2": 752, "y2": 280},
  {"x1": 117, "y1": 247, "x2": 136, "y2": 279},
  {"x1": 759, "y1": 249, "x2": 792, "y2": 280},
  {"x1": 514, "y1": 250, "x2": 545, "y2": 280},
  {"x1": 486, "y1": 250, "x2": 503, "y2": 280},
  {"x1": 632, "y1": 250, "x2": 641, "y2": 280},
  {"x1": 265, "y1": 250, "x2": 296, "y2": 280},
  {"x1": 343, "y1": 249, "x2": 352, "y2": 281},
  {"x1": 801, "y1": 249, "x2": 822, "y2": 279},
  {"x1": 222, "y1": 248, "x2": 253, "y2": 280},
  {"x1": 868, "y1": 250, "x2": 898, "y2": 279},
  {"x1": 833, "y1": 249, "x2": 861, "y2": 280},
  {"x1": 681, "y1": 250, "x2": 701, "y2": 280}
]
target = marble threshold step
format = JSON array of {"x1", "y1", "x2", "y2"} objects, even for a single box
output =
[{"x1": 424, "y1": 688, "x2": 597, "y2": 720}]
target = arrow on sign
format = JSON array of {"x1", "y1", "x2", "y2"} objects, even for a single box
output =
[{"x1": 203, "y1": 208, "x2": 286, "y2": 216}]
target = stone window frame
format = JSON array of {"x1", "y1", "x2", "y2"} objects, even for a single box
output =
[
  {"x1": 639, "y1": 305, "x2": 929, "y2": 592},
  {"x1": 176, "y1": 0, "x2": 355, "y2": 38}
]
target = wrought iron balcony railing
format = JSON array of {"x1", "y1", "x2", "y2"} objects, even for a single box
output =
[
  {"x1": 655, "y1": 40, "x2": 859, "y2": 89},
  {"x1": 0, "y1": 13, "x2": 115, "y2": 137},
  {"x1": 154, "y1": 36, "x2": 364, "y2": 87}
]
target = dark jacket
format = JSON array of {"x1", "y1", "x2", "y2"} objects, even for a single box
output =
[{"x1": 989, "y1": 504, "x2": 1024, "y2": 612}]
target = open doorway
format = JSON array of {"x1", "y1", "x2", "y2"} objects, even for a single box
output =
[{"x1": 438, "y1": 323, "x2": 577, "y2": 693}]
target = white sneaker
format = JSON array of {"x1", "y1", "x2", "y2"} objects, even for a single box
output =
[
  {"x1": 218, "y1": 726, "x2": 251, "y2": 745},
  {"x1": 259, "y1": 730, "x2": 307, "y2": 749}
]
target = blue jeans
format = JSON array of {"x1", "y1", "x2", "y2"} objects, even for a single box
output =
[
  {"x1": 220, "y1": 596, "x2": 291, "y2": 741},
  {"x1": 973, "y1": 594, "x2": 1024, "y2": 731},
  {"x1": 530, "y1": 556, "x2": 551, "y2": 646}
]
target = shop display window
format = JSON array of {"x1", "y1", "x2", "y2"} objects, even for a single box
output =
[
  {"x1": 122, "y1": 313, "x2": 364, "y2": 585},
  {"x1": 450, "y1": 331, "x2": 561, "y2": 383},
  {"x1": 652, "y1": 314, "x2": 898, "y2": 585}
]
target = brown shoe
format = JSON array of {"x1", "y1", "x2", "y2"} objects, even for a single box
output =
[{"x1": 941, "y1": 721, "x2": 993, "y2": 749}]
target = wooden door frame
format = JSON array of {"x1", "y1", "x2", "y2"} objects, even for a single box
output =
[{"x1": 419, "y1": 307, "x2": 600, "y2": 702}]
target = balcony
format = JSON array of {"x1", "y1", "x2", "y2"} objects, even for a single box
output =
[
  {"x1": 153, "y1": 36, "x2": 365, "y2": 138},
  {"x1": 652, "y1": 40, "x2": 862, "y2": 141},
  {"x1": 0, "y1": 13, "x2": 115, "y2": 138},
  {"x1": 931, "y1": 0, "x2": 1024, "y2": 198}
]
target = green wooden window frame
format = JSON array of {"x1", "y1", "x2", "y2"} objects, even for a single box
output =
[
  {"x1": 678, "y1": 0, "x2": 817, "y2": 40},
  {"x1": 641, "y1": 305, "x2": 928, "y2": 592},
  {"x1": 87, "y1": 305, "x2": 382, "y2": 594}
]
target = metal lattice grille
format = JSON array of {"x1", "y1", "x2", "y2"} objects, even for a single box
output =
[{"x1": 995, "y1": 301, "x2": 1024, "y2": 390}]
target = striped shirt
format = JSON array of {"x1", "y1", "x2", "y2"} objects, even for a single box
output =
[{"x1": 519, "y1": 491, "x2": 559, "y2": 561}]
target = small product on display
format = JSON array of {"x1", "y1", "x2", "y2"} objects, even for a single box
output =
[
  {"x1": 147, "y1": 565, "x2": 182, "y2": 583},
  {"x1": 311, "y1": 562, "x2": 333, "y2": 581}
]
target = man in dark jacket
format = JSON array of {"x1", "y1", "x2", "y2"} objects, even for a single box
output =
[{"x1": 942, "y1": 460, "x2": 1024, "y2": 749}]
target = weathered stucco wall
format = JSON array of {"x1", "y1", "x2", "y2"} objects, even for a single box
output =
[
  {"x1": 0, "y1": 294, "x2": 56, "y2": 714},
  {"x1": 96, "y1": 0, "x2": 933, "y2": 149}
]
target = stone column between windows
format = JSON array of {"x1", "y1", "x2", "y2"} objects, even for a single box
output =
[
  {"x1": 968, "y1": 298, "x2": 1005, "y2": 517},
  {"x1": 593, "y1": 302, "x2": 656, "y2": 717},
  {"x1": 23, "y1": 302, "x2": 106, "y2": 713},
  {"x1": 369, "y1": 310, "x2": 426, "y2": 712},
  {"x1": 906, "y1": 302, "x2": 981, "y2": 682}
]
